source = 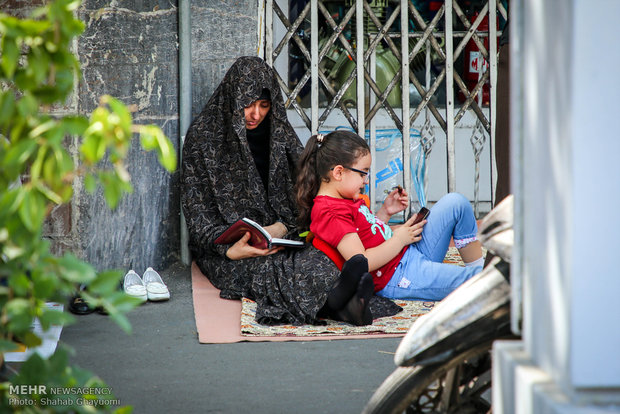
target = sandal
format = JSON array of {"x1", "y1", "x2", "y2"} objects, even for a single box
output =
[{"x1": 68, "y1": 295, "x2": 95, "y2": 315}]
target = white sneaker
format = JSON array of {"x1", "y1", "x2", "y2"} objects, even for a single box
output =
[
  {"x1": 123, "y1": 270, "x2": 147, "y2": 302},
  {"x1": 142, "y1": 267, "x2": 170, "y2": 301}
]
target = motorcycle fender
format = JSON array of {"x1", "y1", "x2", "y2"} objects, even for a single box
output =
[{"x1": 394, "y1": 256, "x2": 511, "y2": 367}]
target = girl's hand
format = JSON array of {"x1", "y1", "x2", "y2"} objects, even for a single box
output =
[
  {"x1": 225, "y1": 232, "x2": 282, "y2": 260},
  {"x1": 392, "y1": 214, "x2": 426, "y2": 246},
  {"x1": 377, "y1": 187, "x2": 409, "y2": 221}
]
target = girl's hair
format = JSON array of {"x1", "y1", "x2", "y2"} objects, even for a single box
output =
[{"x1": 296, "y1": 130, "x2": 370, "y2": 229}]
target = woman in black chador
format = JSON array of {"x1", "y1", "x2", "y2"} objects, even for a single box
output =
[{"x1": 182, "y1": 57, "x2": 398, "y2": 325}]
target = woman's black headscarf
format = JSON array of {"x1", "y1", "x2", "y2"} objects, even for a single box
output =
[{"x1": 182, "y1": 56, "x2": 302, "y2": 258}]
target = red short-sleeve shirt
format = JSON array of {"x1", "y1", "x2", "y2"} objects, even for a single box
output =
[{"x1": 310, "y1": 196, "x2": 406, "y2": 292}]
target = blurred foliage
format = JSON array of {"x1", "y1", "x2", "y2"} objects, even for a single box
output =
[{"x1": 0, "y1": 0, "x2": 176, "y2": 411}]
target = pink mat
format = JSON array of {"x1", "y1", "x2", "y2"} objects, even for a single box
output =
[{"x1": 191, "y1": 262, "x2": 406, "y2": 343}]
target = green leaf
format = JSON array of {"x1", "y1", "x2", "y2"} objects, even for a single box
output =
[
  {"x1": 8, "y1": 272, "x2": 31, "y2": 296},
  {"x1": 81, "y1": 124, "x2": 106, "y2": 163},
  {"x1": 139, "y1": 128, "x2": 157, "y2": 150},
  {"x1": 0, "y1": 90, "x2": 16, "y2": 128},
  {"x1": 140, "y1": 126, "x2": 177, "y2": 172},
  {"x1": 105, "y1": 95, "x2": 132, "y2": 135},
  {"x1": 4, "y1": 138, "x2": 37, "y2": 170},
  {"x1": 107, "y1": 310, "x2": 132, "y2": 334},
  {"x1": 90, "y1": 106, "x2": 111, "y2": 129},
  {"x1": 16, "y1": 92, "x2": 38, "y2": 117},
  {"x1": 55, "y1": 145, "x2": 74, "y2": 172},
  {"x1": 88, "y1": 270, "x2": 122, "y2": 295},
  {"x1": 113, "y1": 406, "x2": 135, "y2": 414},
  {"x1": 88, "y1": 290, "x2": 140, "y2": 329},
  {"x1": 18, "y1": 187, "x2": 46, "y2": 232},
  {"x1": 29, "y1": 144, "x2": 47, "y2": 181},
  {"x1": 32, "y1": 271, "x2": 57, "y2": 299},
  {"x1": 28, "y1": 118, "x2": 56, "y2": 139},
  {"x1": 44, "y1": 39, "x2": 58, "y2": 53},
  {"x1": 61, "y1": 115, "x2": 89, "y2": 136},
  {"x1": 19, "y1": 352, "x2": 48, "y2": 383},
  {"x1": 35, "y1": 181, "x2": 64, "y2": 204},
  {"x1": 0, "y1": 15, "x2": 21, "y2": 37},
  {"x1": 17, "y1": 18, "x2": 50, "y2": 36},
  {"x1": 32, "y1": 85, "x2": 64, "y2": 104},
  {"x1": 99, "y1": 171, "x2": 132, "y2": 209},
  {"x1": 1, "y1": 244, "x2": 25, "y2": 261},
  {"x1": 57, "y1": 253, "x2": 97, "y2": 284},
  {"x1": 0, "y1": 339, "x2": 20, "y2": 353},
  {"x1": 19, "y1": 330, "x2": 43, "y2": 348},
  {"x1": 27, "y1": 47, "x2": 50, "y2": 85},
  {"x1": 113, "y1": 162, "x2": 131, "y2": 183},
  {"x1": 43, "y1": 146, "x2": 74, "y2": 188},
  {"x1": 1, "y1": 35, "x2": 19, "y2": 77},
  {"x1": 0, "y1": 188, "x2": 24, "y2": 216},
  {"x1": 39, "y1": 309, "x2": 75, "y2": 331},
  {"x1": 111, "y1": 292, "x2": 143, "y2": 313},
  {"x1": 48, "y1": 345, "x2": 71, "y2": 374},
  {"x1": 84, "y1": 173, "x2": 97, "y2": 193},
  {"x1": 5, "y1": 298, "x2": 33, "y2": 332},
  {"x1": 101, "y1": 172, "x2": 122, "y2": 209}
]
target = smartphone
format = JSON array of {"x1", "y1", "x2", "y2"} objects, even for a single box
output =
[{"x1": 410, "y1": 207, "x2": 430, "y2": 225}]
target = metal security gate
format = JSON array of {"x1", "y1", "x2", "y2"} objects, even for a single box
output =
[{"x1": 262, "y1": 0, "x2": 508, "y2": 216}]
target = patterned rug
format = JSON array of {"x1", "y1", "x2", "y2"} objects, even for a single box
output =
[{"x1": 241, "y1": 247, "x2": 469, "y2": 337}]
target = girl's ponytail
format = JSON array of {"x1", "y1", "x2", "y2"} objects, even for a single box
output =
[
  {"x1": 295, "y1": 131, "x2": 370, "y2": 230},
  {"x1": 296, "y1": 134, "x2": 322, "y2": 230}
]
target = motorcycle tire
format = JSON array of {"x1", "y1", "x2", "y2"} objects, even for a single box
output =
[{"x1": 362, "y1": 341, "x2": 495, "y2": 414}]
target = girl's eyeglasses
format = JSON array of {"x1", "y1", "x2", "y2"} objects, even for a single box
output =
[{"x1": 345, "y1": 166, "x2": 370, "y2": 183}]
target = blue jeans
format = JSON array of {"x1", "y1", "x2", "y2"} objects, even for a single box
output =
[{"x1": 377, "y1": 193, "x2": 482, "y2": 301}]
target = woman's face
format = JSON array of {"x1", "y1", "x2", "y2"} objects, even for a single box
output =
[{"x1": 244, "y1": 99, "x2": 272, "y2": 130}]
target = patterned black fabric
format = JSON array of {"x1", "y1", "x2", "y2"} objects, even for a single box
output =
[{"x1": 181, "y1": 56, "x2": 400, "y2": 325}]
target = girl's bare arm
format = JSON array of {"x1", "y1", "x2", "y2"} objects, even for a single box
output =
[{"x1": 336, "y1": 216, "x2": 425, "y2": 271}]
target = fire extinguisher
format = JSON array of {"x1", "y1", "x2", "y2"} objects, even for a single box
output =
[{"x1": 462, "y1": 12, "x2": 493, "y2": 105}]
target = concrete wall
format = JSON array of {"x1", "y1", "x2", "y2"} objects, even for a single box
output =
[
  {"x1": 7, "y1": 0, "x2": 260, "y2": 273},
  {"x1": 190, "y1": 0, "x2": 260, "y2": 116}
]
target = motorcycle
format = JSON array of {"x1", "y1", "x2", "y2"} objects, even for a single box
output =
[{"x1": 363, "y1": 195, "x2": 517, "y2": 414}]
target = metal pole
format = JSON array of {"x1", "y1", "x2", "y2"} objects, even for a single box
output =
[
  {"x1": 265, "y1": 0, "x2": 273, "y2": 64},
  {"x1": 370, "y1": 47, "x2": 377, "y2": 212},
  {"x1": 510, "y1": 0, "x2": 523, "y2": 336},
  {"x1": 401, "y1": 0, "x2": 411, "y2": 217},
  {"x1": 445, "y1": 0, "x2": 456, "y2": 193},
  {"x1": 356, "y1": 0, "x2": 365, "y2": 135},
  {"x1": 311, "y1": 0, "x2": 319, "y2": 134},
  {"x1": 489, "y1": 0, "x2": 498, "y2": 206},
  {"x1": 179, "y1": 0, "x2": 192, "y2": 265}
]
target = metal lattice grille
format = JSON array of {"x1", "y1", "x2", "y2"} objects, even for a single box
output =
[{"x1": 263, "y1": 0, "x2": 508, "y2": 215}]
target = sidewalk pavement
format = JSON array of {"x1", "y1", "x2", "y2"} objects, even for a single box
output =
[{"x1": 60, "y1": 262, "x2": 404, "y2": 414}]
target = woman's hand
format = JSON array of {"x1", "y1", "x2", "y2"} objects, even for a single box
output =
[
  {"x1": 392, "y1": 214, "x2": 426, "y2": 246},
  {"x1": 377, "y1": 187, "x2": 409, "y2": 222},
  {"x1": 225, "y1": 232, "x2": 282, "y2": 260}
]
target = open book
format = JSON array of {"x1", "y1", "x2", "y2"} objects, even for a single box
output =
[{"x1": 214, "y1": 218, "x2": 304, "y2": 249}]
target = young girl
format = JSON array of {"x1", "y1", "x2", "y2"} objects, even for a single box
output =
[{"x1": 296, "y1": 130, "x2": 484, "y2": 301}]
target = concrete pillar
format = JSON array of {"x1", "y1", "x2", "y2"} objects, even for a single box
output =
[
  {"x1": 493, "y1": 0, "x2": 620, "y2": 412},
  {"x1": 75, "y1": 2, "x2": 181, "y2": 273}
]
